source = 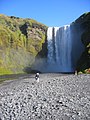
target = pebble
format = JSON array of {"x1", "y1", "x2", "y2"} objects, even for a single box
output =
[{"x1": 0, "y1": 74, "x2": 90, "y2": 120}]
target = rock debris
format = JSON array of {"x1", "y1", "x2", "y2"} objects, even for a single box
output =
[{"x1": 0, "y1": 74, "x2": 90, "y2": 120}]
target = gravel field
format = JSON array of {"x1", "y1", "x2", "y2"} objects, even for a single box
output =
[{"x1": 0, "y1": 74, "x2": 90, "y2": 120}]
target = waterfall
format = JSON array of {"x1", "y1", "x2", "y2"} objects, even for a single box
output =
[
  {"x1": 47, "y1": 25, "x2": 84, "y2": 72},
  {"x1": 47, "y1": 27, "x2": 54, "y2": 63}
]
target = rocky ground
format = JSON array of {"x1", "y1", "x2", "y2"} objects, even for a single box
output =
[{"x1": 0, "y1": 74, "x2": 90, "y2": 120}]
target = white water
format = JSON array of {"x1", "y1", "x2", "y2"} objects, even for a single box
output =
[
  {"x1": 47, "y1": 27, "x2": 54, "y2": 63},
  {"x1": 47, "y1": 25, "x2": 84, "y2": 72}
]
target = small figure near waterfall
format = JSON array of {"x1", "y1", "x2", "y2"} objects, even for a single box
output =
[
  {"x1": 75, "y1": 70, "x2": 78, "y2": 75},
  {"x1": 35, "y1": 73, "x2": 40, "y2": 82}
]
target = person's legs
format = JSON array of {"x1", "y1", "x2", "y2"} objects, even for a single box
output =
[{"x1": 37, "y1": 77, "x2": 39, "y2": 82}]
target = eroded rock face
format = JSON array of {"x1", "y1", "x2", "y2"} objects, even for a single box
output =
[{"x1": 0, "y1": 14, "x2": 47, "y2": 75}]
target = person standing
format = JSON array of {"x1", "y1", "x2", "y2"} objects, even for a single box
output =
[{"x1": 35, "y1": 73, "x2": 39, "y2": 82}]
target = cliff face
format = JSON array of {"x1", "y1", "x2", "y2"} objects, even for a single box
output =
[
  {"x1": 0, "y1": 14, "x2": 47, "y2": 75},
  {"x1": 0, "y1": 13, "x2": 90, "y2": 75},
  {"x1": 74, "y1": 12, "x2": 90, "y2": 73}
]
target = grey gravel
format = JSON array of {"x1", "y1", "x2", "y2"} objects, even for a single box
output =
[{"x1": 0, "y1": 74, "x2": 90, "y2": 120}]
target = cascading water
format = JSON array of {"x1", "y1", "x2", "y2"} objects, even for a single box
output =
[
  {"x1": 47, "y1": 25, "x2": 84, "y2": 72},
  {"x1": 47, "y1": 27, "x2": 54, "y2": 63}
]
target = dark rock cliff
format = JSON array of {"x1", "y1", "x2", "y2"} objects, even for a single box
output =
[{"x1": 74, "y1": 12, "x2": 90, "y2": 73}]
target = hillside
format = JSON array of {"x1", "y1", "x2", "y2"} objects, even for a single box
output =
[
  {"x1": 74, "y1": 12, "x2": 90, "y2": 73},
  {"x1": 0, "y1": 14, "x2": 47, "y2": 75}
]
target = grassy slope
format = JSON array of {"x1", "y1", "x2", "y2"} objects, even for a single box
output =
[{"x1": 0, "y1": 14, "x2": 47, "y2": 75}]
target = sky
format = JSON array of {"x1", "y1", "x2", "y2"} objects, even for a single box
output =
[{"x1": 0, "y1": 0, "x2": 90, "y2": 27}]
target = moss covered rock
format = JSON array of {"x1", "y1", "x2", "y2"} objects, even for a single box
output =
[{"x1": 0, "y1": 14, "x2": 47, "y2": 75}]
